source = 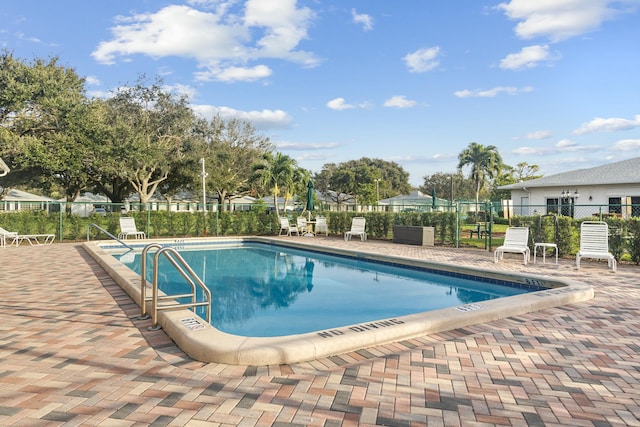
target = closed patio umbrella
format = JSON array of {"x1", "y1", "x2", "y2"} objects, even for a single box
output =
[
  {"x1": 432, "y1": 188, "x2": 437, "y2": 210},
  {"x1": 306, "y1": 179, "x2": 315, "y2": 212}
]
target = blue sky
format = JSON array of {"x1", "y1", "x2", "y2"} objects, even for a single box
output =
[{"x1": 2, "y1": 0, "x2": 640, "y2": 186}]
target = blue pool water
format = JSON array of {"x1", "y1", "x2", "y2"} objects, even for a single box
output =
[{"x1": 118, "y1": 242, "x2": 536, "y2": 337}]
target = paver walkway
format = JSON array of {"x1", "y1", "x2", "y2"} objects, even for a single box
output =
[{"x1": 0, "y1": 238, "x2": 639, "y2": 426}]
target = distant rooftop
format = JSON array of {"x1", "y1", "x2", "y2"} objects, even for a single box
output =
[{"x1": 499, "y1": 156, "x2": 640, "y2": 190}]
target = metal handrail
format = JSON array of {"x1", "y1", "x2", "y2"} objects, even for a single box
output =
[
  {"x1": 139, "y1": 243, "x2": 164, "y2": 319},
  {"x1": 86, "y1": 223, "x2": 133, "y2": 250},
  {"x1": 141, "y1": 244, "x2": 212, "y2": 330}
]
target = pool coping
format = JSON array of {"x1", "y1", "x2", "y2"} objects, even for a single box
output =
[{"x1": 83, "y1": 237, "x2": 594, "y2": 366}]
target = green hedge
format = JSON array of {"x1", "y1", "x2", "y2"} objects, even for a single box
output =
[{"x1": 0, "y1": 210, "x2": 458, "y2": 244}]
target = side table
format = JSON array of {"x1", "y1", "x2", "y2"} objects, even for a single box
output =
[{"x1": 534, "y1": 243, "x2": 558, "y2": 264}]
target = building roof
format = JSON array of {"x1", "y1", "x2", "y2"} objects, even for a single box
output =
[
  {"x1": 499, "y1": 156, "x2": 640, "y2": 190},
  {"x1": 4, "y1": 189, "x2": 56, "y2": 202},
  {"x1": 378, "y1": 190, "x2": 433, "y2": 205}
]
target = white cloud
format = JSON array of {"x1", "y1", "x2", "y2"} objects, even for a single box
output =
[
  {"x1": 556, "y1": 139, "x2": 600, "y2": 152},
  {"x1": 383, "y1": 96, "x2": 417, "y2": 108},
  {"x1": 556, "y1": 138, "x2": 578, "y2": 148},
  {"x1": 573, "y1": 114, "x2": 640, "y2": 134},
  {"x1": 326, "y1": 97, "x2": 355, "y2": 110},
  {"x1": 512, "y1": 138, "x2": 600, "y2": 155},
  {"x1": 84, "y1": 76, "x2": 101, "y2": 86},
  {"x1": 163, "y1": 83, "x2": 198, "y2": 100},
  {"x1": 523, "y1": 130, "x2": 552, "y2": 140},
  {"x1": 351, "y1": 9, "x2": 373, "y2": 31},
  {"x1": 191, "y1": 104, "x2": 292, "y2": 129},
  {"x1": 513, "y1": 146, "x2": 548, "y2": 155},
  {"x1": 496, "y1": 0, "x2": 633, "y2": 42},
  {"x1": 92, "y1": 1, "x2": 318, "y2": 81},
  {"x1": 454, "y1": 86, "x2": 533, "y2": 98},
  {"x1": 612, "y1": 139, "x2": 640, "y2": 151},
  {"x1": 403, "y1": 47, "x2": 440, "y2": 73},
  {"x1": 499, "y1": 45, "x2": 560, "y2": 70},
  {"x1": 276, "y1": 141, "x2": 340, "y2": 150},
  {"x1": 195, "y1": 65, "x2": 272, "y2": 82}
]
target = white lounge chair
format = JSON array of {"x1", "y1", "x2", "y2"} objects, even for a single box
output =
[
  {"x1": 314, "y1": 216, "x2": 328, "y2": 236},
  {"x1": 0, "y1": 226, "x2": 55, "y2": 247},
  {"x1": 344, "y1": 217, "x2": 367, "y2": 241},
  {"x1": 279, "y1": 217, "x2": 299, "y2": 236},
  {"x1": 118, "y1": 217, "x2": 146, "y2": 240},
  {"x1": 494, "y1": 227, "x2": 530, "y2": 265},
  {"x1": 296, "y1": 217, "x2": 308, "y2": 234},
  {"x1": 576, "y1": 221, "x2": 616, "y2": 272}
]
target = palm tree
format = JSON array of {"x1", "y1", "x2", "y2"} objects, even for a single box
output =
[
  {"x1": 251, "y1": 152, "x2": 297, "y2": 217},
  {"x1": 457, "y1": 142, "x2": 503, "y2": 212}
]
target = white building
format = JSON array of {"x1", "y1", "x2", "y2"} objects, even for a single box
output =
[
  {"x1": 0, "y1": 189, "x2": 57, "y2": 212},
  {"x1": 377, "y1": 190, "x2": 443, "y2": 212},
  {"x1": 498, "y1": 157, "x2": 640, "y2": 218}
]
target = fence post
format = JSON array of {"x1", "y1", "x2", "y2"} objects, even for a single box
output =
[
  {"x1": 59, "y1": 204, "x2": 63, "y2": 242},
  {"x1": 454, "y1": 203, "x2": 459, "y2": 248},
  {"x1": 488, "y1": 203, "x2": 494, "y2": 252}
]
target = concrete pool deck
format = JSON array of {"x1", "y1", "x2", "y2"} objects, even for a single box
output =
[{"x1": 1, "y1": 237, "x2": 639, "y2": 425}]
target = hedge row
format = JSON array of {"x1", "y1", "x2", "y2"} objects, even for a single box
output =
[{"x1": 0, "y1": 210, "x2": 458, "y2": 244}]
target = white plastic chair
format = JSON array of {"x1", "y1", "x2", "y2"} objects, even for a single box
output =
[
  {"x1": 296, "y1": 217, "x2": 307, "y2": 234},
  {"x1": 576, "y1": 221, "x2": 616, "y2": 272},
  {"x1": 118, "y1": 217, "x2": 146, "y2": 240},
  {"x1": 279, "y1": 217, "x2": 299, "y2": 236},
  {"x1": 344, "y1": 217, "x2": 367, "y2": 241},
  {"x1": 494, "y1": 227, "x2": 530, "y2": 265},
  {"x1": 314, "y1": 216, "x2": 328, "y2": 236}
]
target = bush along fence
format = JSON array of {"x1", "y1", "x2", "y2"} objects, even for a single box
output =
[
  {"x1": 1, "y1": 208, "x2": 639, "y2": 264},
  {"x1": 0, "y1": 209, "x2": 458, "y2": 244}
]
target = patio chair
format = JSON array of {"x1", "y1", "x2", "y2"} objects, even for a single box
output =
[
  {"x1": 494, "y1": 227, "x2": 530, "y2": 265},
  {"x1": 296, "y1": 216, "x2": 308, "y2": 234},
  {"x1": 314, "y1": 216, "x2": 328, "y2": 236},
  {"x1": 279, "y1": 217, "x2": 299, "y2": 236},
  {"x1": 344, "y1": 217, "x2": 367, "y2": 241},
  {"x1": 0, "y1": 226, "x2": 55, "y2": 247},
  {"x1": 118, "y1": 217, "x2": 146, "y2": 240},
  {"x1": 576, "y1": 221, "x2": 616, "y2": 272}
]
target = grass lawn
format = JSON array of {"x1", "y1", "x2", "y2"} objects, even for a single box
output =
[{"x1": 459, "y1": 223, "x2": 509, "y2": 249}]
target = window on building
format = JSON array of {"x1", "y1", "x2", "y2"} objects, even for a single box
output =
[
  {"x1": 546, "y1": 198, "x2": 559, "y2": 215},
  {"x1": 631, "y1": 197, "x2": 640, "y2": 217},
  {"x1": 609, "y1": 197, "x2": 622, "y2": 214}
]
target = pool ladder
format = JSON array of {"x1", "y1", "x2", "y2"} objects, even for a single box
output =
[{"x1": 140, "y1": 243, "x2": 212, "y2": 330}]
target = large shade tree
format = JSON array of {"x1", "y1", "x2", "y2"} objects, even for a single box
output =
[
  {"x1": 101, "y1": 77, "x2": 198, "y2": 205},
  {"x1": 0, "y1": 51, "x2": 94, "y2": 202},
  {"x1": 419, "y1": 171, "x2": 475, "y2": 202},
  {"x1": 200, "y1": 116, "x2": 273, "y2": 209},
  {"x1": 315, "y1": 158, "x2": 411, "y2": 206},
  {"x1": 457, "y1": 142, "x2": 503, "y2": 209}
]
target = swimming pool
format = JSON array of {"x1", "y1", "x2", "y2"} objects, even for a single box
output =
[
  {"x1": 117, "y1": 242, "x2": 537, "y2": 337},
  {"x1": 85, "y1": 237, "x2": 594, "y2": 365}
]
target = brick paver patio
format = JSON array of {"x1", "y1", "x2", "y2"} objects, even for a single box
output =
[{"x1": 1, "y1": 238, "x2": 638, "y2": 426}]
